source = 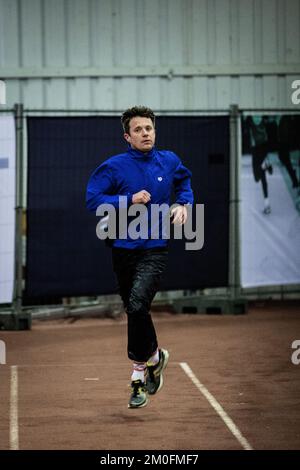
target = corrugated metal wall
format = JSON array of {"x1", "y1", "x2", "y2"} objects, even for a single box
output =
[{"x1": 0, "y1": 0, "x2": 300, "y2": 110}]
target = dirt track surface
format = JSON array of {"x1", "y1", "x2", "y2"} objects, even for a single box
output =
[{"x1": 0, "y1": 304, "x2": 300, "y2": 450}]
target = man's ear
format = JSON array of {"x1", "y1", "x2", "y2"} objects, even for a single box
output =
[{"x1": 124, "y1": 133, "x2": 130, "y2": 143}]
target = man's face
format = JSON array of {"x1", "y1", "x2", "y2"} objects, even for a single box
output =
[{"x1": 124, "y1": 117, "x2": 155, "y2": 152}]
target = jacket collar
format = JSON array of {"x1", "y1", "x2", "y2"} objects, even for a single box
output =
[{"x1": 127, "y1": 145, "x2": 156, "y2": 159}]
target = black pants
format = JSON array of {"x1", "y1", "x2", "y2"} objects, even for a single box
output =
[
  {"x1": 112, "y1": 247, "x2": 168, "y2": 362},
  {"x1": 251, "y1": 143, "x2": 268, "y2": 198},
  {"x1": 278, "y1": 143, "x2": 298, "y2": 188}
]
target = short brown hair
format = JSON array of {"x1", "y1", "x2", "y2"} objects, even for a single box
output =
[{"x1": 121, "y1": 106, "x2": 155, "y2": 134}]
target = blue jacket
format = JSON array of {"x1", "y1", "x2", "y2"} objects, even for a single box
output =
[{"x1": 86, "y1": 146, "x2": 193, "y2": 249}]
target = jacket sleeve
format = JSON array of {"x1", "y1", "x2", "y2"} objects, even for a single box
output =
[
  {"x1": 86, "y1": 162, "x2": 132, "y2": 212},
  {"x1": 173, "y1": 159, "x2": 194, "y2": 205}
]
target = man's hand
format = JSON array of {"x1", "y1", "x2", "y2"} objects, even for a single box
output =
[
  {"x1": 132, "y1": 190, "x2": 151, "y2": 204},
  {"x1": 171, "y1": 205, "x2": 188, "y2": 225}
]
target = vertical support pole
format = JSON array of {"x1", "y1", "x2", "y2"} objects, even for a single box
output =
[
  {"x1": 13, "y1": 103, "x2": 24, "y2": 315},
  {"x1": 229, "y1": 104, "x2": 241, "y2": 299}
]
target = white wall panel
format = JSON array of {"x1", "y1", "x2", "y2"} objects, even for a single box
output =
[
  {"x1": 278, "y1": 76, "x2": 287, "y2": 107},
  {"x1": 136, "y1": 78, "x2": 161, "y2": 110},
  {"x1": 170, "y1": 77, "x2": 186, "y2": 109},
  {"x1": 216, "y1": 76, "x2": 231, "y2": 108},
  {"x1": 90, "y1": 0, "x2": 114, "y2": 66},
  {"x1": 192, "y1": 77, "x2": 209, "y2": 109},
  {"x1": 20, "y1": 0, "x2": 43, "y2": 67},
  {"x1": 158, "y1": 0, "x2": 169, "y2": 67},
  {"x1": 191, "y1": 0, "x2": 208, "y2": 65},
  {"x1": 159, "y1": 77, "x2": 187, "y2": 110},
  {"x1": 239, "y1": 0, "x2": 255, "y2": 65},
  {"x1": 45, "y1": 79, "x2": 68, "y2": 109},
  {"x1": 239, "y1": 76, "x2": 255, "y2": 108},
  {"x1": 168, "y1": 0, "x2": 185, "y2": 65},
  {"x1": 262, "y1": 0, "x2": 277, "y2": 63},
  {"x1": 253, "y1": 0, "x2": 263, "y2": 64},
  {"x1": 66, "y1": 0, "x2": 91, "y2": 66},
  {"x1": 22, "y1": 80, "x2": 44, "y2": 108},
  {"x1": 207, "y1": 77, "x2": 217, "y2": 108},
  {"x1": 0, "y1": 0, "x2": 19, "y2": 67},
  {"x1": 230, "y1": 0, "x2": 240, "y2": 64},
  {"x1": 230, "y1": 76, "x2": 240, "y2": 105},
  {"x1": 0, "y1": 0, "x2": 299, "y2": 111},
  {"x1": 6, "y1": 80, "x2": 21, "y2": 105},
  {"x1": 68, "y1": 78, "x2": 91, "y2": 109},
  {"x1": 216, "y1": 0, "x2": 231, "y2": 64},
  {"x1": 92, "y1": 78, "x2": 114, "y2": 110},
  {"x1": 44, "y1": 0, "x2": 66, "y2": 66},
  {"x1": 285, "y1": 0, "x2": 300, "y2": 63},
  {"x1": 116, "y1": 0, "x2": 138, "y2": 67},
  {"x1": 207, "y1": 0, "x2": 216, "y2": 65},
  {"x1": 277, "y1": 0, "x2": 286, "y2": 64},
  {"x1": 263, "y1": 76, "x2": 278, "y2": 107},
  {"x1": 142, "y1": 0, "x2": 161, "y2": 66},
  {"x1": 113, "y1": 77, "x2": 137, "y2": 109},
  {"x1": 254, "y1": 76, "x2": 264, "y2": 107}
]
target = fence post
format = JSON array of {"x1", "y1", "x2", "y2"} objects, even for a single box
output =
[
  {"x1": 229, "y1": 104, "x2": 241, "y2": 299},
  {"x1": 12, "y1": 103, "x2": 24, "y2": 315}
]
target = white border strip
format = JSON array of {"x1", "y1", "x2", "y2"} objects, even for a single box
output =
[
  {"x1": 10, "y1": 365, "x2": 19, "y2": 450},
  {"x1": 180, "y1": 362, "x2": 253, "y2": 450}
]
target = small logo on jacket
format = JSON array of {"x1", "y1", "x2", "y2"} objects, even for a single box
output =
[{"x1": 157, "y1": 176, "x2": 163, "y2": 181}]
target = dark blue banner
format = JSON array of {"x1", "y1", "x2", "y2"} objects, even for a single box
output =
[{"x1": 25, "y1": 116, "x2": 229, "y2": 302}]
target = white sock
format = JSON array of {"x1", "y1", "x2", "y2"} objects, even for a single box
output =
[
  {"x1": 264, "y1": 197, "x2": 270, "y2": 208},
  {"x1": 131, "y1": 362, "x2": 146, "y2": 382},
  {"x1": 147, "y1": 348, "x2": 160, "y2": 366}
]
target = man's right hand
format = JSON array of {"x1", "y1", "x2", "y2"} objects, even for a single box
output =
[{"x1": 132, "y1": 190, "x2": 151, "y2": 204}]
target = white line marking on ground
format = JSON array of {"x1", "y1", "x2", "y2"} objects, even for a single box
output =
[
  {"x1": 179, "y1": 362, "x2": 253, "y2": 451},
  {"x1": 10, "y1": 365, "x2": 19, "y2": 450},
  {"x1": 10, "y1": 361, "x2": 180, "y2": 368},
  {"x1": 84, "y1": 378, "x2": 99, "y2": 381},
  {"x1": 13, "y1": 363, "x2": 117, "y2": 368}
]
